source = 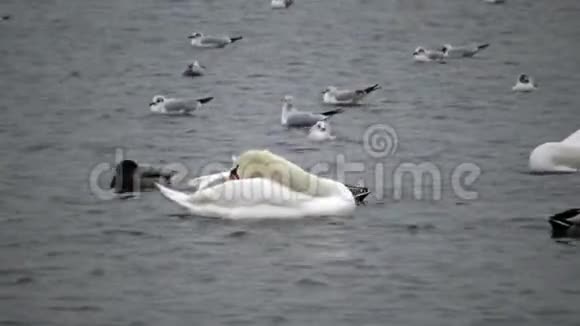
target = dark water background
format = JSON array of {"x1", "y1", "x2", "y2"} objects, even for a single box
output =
[{"x1": 1, "y1": 0, "x2": 580, "y2": 325}]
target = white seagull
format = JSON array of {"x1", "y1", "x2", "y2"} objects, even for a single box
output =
[
  {"x1": 281, "y1": 95, "x2": 343, "y2": 128},
  {"x1": 188, "y1": 32, "x2": 243, "y2": 48},
  {"x1": 322, "y1": 84, "x2": 381, "y2": 105},
  {"x1": 413, "y1": 47, "x2": 446, "y2": 63},
  {"x1": 308, "y1": 121, "x2": 336, "y2": 142},
  {"x1": 182, "y1": 60, "x2": 205, "y2": 77},
  {"x1": 149, "y1": 95, "x2": 213, "y2": 115},
  {"x1": 512, "y1": 74, "x2": 537, "y2": 92}
]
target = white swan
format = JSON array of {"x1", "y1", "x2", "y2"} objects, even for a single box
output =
[
  {"x1": 529, "y1": 129, "x2": 580, "y2": 173},
  {"x1": 157, "y1": 150, "x2": 356, "y2": 219}
]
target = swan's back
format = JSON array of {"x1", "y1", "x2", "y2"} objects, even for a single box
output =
[{"x1": 237, "y1": 150, "x2": 331, "y2": 196}]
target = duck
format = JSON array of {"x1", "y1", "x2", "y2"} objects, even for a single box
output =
[
  {"x1": 512, "y1": 74, "x2": 537, "y2": 92},
  {"x1": 548, "y1": 209, "x2": 580, "y2": 238},
  {"x1": 529, "y1": 129, "x2": 580, "y2": 173},
  {"x1": 156, "y1": 150, "x2": 357, "y2": 219},
  {"x1": 110, "y1": 160, "x2": 176, "y2": 194}
]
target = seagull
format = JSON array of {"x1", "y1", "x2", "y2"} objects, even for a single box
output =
[
  {"x1": 512, "y1": 74, "x2": 537, "y2": 92},
  {"x1": 149, "y1": 95, "x2": 214, "y2": 114},
  {"x1": 441, "y1": 43, "x2": 490, "y2": 58},
  {"x1": 281, "y1": 95, "x2": 343, "y2": 128},
  {"x1": 549, "y1": 208, "x2": 580, "y2": 238},
  {"x1": 322, "y1": 84, "x2": 381, "y2": 105},
  {"x1": 308, "y1": 121, "x2": 336, "y2": 141},
  {"x1": 110, "y1": 160, "x2": 176, "y2": 194},
  {"x1": 188, "y1": 32, "x2": 243, "y2": 48},
  {"x1": 271, "y1": 0, "x2": 294, "y2": 9},
  {"x1": 483, "y1": 0, "x2": 505, "y2": 4},
  {"x1": 182, "y1": 60, "x2": 205, "y2": 77},
  {"x1": 413, "y1": 47, "x2": 446, "y2": 63}
]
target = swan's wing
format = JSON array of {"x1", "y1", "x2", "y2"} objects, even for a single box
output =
[
  {"x1": 561, "y1": 129, "x2": 580, "y2": 146},
  {"x1": 186, "y1": 171, "x2": 229, "y2": 190},
  {"x1": 157, "y1": 183, "x2": 198, "y2": 211},
  {"x1": 157, "y1": 179, "x2": 315, "y2": 219}
]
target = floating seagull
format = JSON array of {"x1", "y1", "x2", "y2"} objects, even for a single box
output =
[
  {"x1": 322, "y1": 84, "x2": 381, "y2": 105},
  {"x1": 110, "y1": 160, "x2": 176, "y2": 194},
  {"x1": 149, "y1": 95, "x2": 214, "y2": 115},
  {"x1": 549, "y1": 208, "x2": 580, "y2": 238},
  {"x1": 413, "y1": 47, "x2": 445, "y2": 63},
  {"x1": 512, "y1": 74, "x2": 537, "y2": 92},
  {"x1": 441, "y1": 43, "x2": 490, "y2": 58},
  {"x1": 271, "y1": 0, "x2": 294, "y2": 9},
  {"x1": 188, "y1": 32, "x2": 243, "y2": 48},
  {"x1": 529, "y1": 129, "x2": 580, "y2": 173},
  {"x1": 182, "y1": 60, "x2": 205, "y2": 77},
  {"x1": 308, "y1": 121, "x2": 336, "y2": 142},
  {"x1": 281, "y1": 95, "x2": 343, "y2": 128}
]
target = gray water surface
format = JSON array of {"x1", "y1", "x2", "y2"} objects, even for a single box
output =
[{"x1": 1, "y1": 0, "x2": 580, "y2": 325}]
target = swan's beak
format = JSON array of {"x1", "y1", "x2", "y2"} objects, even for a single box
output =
[
  {"x1": 229, "y1": 165, "x2": 240, "y2": 180},
  {"x1": 149, "y1": 102, "x2": 155, "y2": 106}
]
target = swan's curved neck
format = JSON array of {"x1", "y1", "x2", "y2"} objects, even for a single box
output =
[{"x1": 237, "y1": 150, "x2": 346, "y2": 198}]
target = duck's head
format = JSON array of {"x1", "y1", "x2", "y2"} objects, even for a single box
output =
[
  {"x1": 440, "y1": 44, "x2": 451, "y2": 54},
  {"x1": 111, "y1": 160, "x2": 139, "y2": 193},
  {"x1": 282, "y1": 95, "x2": 294, "y2": 104}
]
